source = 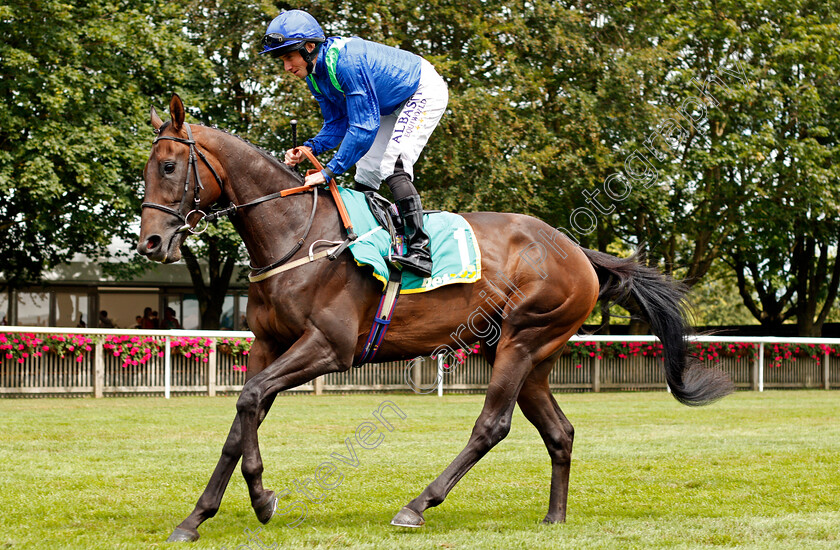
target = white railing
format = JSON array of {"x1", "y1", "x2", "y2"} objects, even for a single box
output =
[
  {"x1": 0, "y1": 327, "x2": 255, "y2": 398},
  {"x1": 1, "y1": 327, "x2": 837, "y2": 397}
]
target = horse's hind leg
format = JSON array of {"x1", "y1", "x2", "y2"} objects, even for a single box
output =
[
  {"x1": 391, "y1": 347, "x2": 532, "y2": 527},
  {"x1": 517, "y1": 357, "x2": 574, "y2": 524}
]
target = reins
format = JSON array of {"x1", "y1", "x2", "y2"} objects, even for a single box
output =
[
  {"x1": 246, "y1": 148, "x2": 358, "y2": 281},
  {"x1": 144, "y1": 123, "x2": 357, "y2": 281}
]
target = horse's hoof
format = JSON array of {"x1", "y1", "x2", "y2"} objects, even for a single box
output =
[
  {"x1": 166, "y1": 527, "x2": 200, "y2": 542},
  {"x1": 390, "y1": 506, "x2": 425, "y2": 528},
  {"x1": 255, "y1": 491, "x2": 277, "y2": 525}
]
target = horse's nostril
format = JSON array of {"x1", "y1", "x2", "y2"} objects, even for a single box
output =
[{"x1": 146, "y1": 235, "x2": 161, "y2": 251}]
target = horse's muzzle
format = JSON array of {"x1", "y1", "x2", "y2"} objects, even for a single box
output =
[{"x1": 137, "y1": 231, "x2": 182, "y2": 263}]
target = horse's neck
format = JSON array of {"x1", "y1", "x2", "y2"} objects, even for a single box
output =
[{"x1": 209, "y1": 129, "x2": 319, "y2": 268}]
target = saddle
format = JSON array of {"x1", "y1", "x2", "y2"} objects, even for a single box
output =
[
  {"x1": 361, "y1": 190, "x2": 403, "y2": 249},
  {"x1": 360, "y1": 190, "x2": 443, "y2": 256}
]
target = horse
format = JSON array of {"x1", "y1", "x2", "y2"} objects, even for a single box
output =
[{"x1": 137, "y1": 94, "x2": 734, "y2": 542}]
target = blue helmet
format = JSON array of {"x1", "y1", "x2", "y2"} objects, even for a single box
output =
[{"x1": 260, "y1": 10, "x2": 326, "y2": 58}]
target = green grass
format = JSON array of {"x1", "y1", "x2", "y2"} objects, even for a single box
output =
[{"x1": 1, "y1": 391, "x2": 838, "y2": 549}]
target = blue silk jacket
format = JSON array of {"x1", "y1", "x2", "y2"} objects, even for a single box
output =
[{"x1": 301, "y1": 37, "x2": 422, "y2": 179}]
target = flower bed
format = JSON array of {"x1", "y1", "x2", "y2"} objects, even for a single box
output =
[
  {"x1": 564, "y1": 341, "x2": 839, "y2": 369},
  {"x1": 3, "y1": 333, "x2": 839, "y2": 373},
  {"x1": 218, "y1": 337, "x2": 252, "y2": 372},
  {"x1": 565, "y1": 341, "x2": 666, "y2": 368},
  {"x1": 766, "y1": 343, "x2": 839, "y2": 367},
  {"x1": 1, "y1": 333, "x2": 94, "y2": 363},
  {"x1": 1, "y1": 333, "x2": 247, "y2": 370}
]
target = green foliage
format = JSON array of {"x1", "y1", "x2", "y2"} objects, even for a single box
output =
[
  {"x1": 690, "y1": 261, "x2": 758, "y2": 326},
  {"x1": 3, "y1": 0, "x2": 839, "y2": 334},
  {"x1": 0, "y1": 0, "x2": 214, "y2": 287},
  {"x1": 707, "y1": 0, "x2": 840, "y2": 335}
]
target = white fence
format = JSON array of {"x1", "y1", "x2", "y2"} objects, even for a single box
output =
[{"x1": 1, "y1": 327, "x2": 837, "y2": 397}]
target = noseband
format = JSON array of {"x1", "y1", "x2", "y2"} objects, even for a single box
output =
[
  {"x1": 142, "y1": 123, "x2": 225, "y2": 234},
  {"x1": 141, "y1": 122, "x2": 324, "y2": 277}
]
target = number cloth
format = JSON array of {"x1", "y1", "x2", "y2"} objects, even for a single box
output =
[{"x1": 337, "y1": 187, "x2": 481, "y2": 293}]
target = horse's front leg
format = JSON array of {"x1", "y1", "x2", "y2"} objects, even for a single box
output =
[
  {"x1": 167, "y1": 340, "x2": 278, "y2": 543},
  {"x1": 237, "y1": 326, "x2": 351, "y2": 524}
]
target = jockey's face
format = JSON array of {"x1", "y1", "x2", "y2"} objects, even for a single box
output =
[{"x1": 279, "y1": 42, "x2": 316, "y2": 79}]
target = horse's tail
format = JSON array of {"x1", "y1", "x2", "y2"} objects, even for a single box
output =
[{"x1": 582, "y1": 248, "x2": 734, "y2": 406}]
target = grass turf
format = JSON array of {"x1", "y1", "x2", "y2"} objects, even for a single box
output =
[{"x1": 0, "y1": 391, "x2": 838, "y2": 549}]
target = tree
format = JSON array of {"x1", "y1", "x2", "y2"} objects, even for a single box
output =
[
  {"x1": 718, "y1": 0, "x2": 840, "y2": 336},
  {"x1": 0, "y1": 0, "x2": 213, "y2": 288},
  {"x1": 689, "y1": 260, "x2": 757, "y2": 326},
  {"x1": 173, "y1": 0, "x2": 333, "y2": 329},
  {"x1": 180, "y1": 224, "x2": 242, "y2": 330},
  {"x1": 540, "y1": 0, "x2": 840, "y2": 336}
]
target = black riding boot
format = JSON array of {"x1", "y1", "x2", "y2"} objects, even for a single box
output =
[{"x1": 392, "y1": 195, "x2": 433, "y2": 278}]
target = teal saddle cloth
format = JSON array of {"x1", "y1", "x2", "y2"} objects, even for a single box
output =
[{"x1": 336, "y1": 187, "x2": 482, "y2": 294}]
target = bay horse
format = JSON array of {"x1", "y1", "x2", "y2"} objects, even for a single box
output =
[{"x1": 137, "y1": 94, "x2": 733, "y2": 542}]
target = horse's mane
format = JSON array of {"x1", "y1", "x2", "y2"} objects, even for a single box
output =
[{"x1": 158, "y1": 120, "x2": 302, "y2": 181}]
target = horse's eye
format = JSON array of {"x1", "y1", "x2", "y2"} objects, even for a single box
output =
[{"x1": 163, "y1": 162, "x2": 176, "y2": 174}]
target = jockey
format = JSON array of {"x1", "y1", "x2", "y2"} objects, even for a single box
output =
[{"x1": 261, "y1": 9, "x2": 448, "y2": 278}]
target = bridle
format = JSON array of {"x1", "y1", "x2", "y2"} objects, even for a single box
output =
[
  {"x1": 142, "y1": 123, "x2": 226, "y2": 235},
  {"x1": 141, "y1": 122, "x2": 324, "y2": 277}
]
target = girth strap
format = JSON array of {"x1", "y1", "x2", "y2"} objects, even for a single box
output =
[{"x1": 354, "y1": 267, "x2": 402, "y2": 367}]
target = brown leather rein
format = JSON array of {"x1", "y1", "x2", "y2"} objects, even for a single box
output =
[{"x1": 143, "y1": 124, "x2": 356, "y2": 279}]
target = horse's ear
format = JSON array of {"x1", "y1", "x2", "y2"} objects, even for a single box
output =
[
  {"x1": 150, "y1": 106, "x2": 163, "y2": 131},
  {"x1": 169, "y1": 93, "x2": 186, "y2": 132}
]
